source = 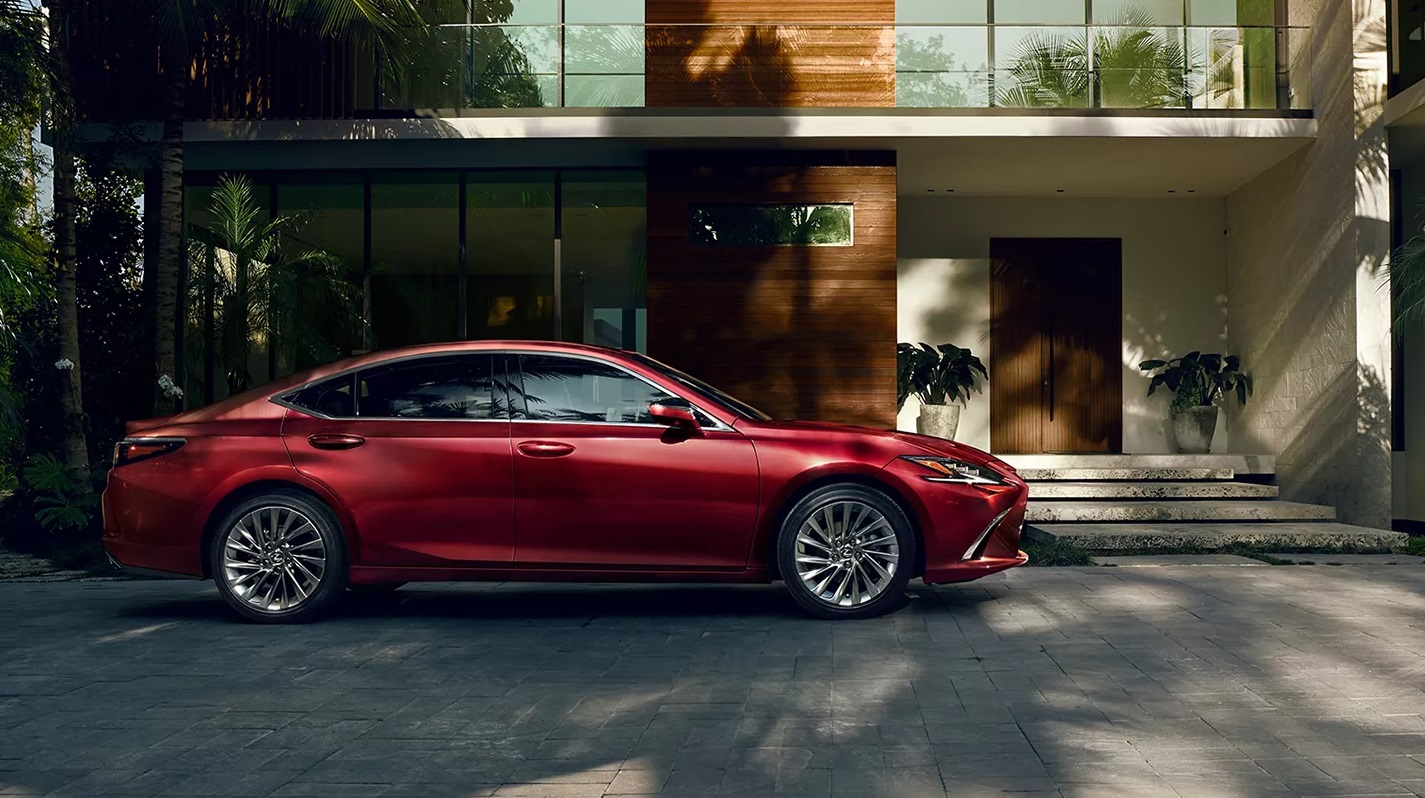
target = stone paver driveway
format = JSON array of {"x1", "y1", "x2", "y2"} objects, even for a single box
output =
[{"x1": 3, "y1": 566, "x2": 1425, "y2": 797}]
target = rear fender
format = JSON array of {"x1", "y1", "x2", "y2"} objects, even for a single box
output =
[{"x1": 196, "y1": 466, "x2": 362, "y2": 566}]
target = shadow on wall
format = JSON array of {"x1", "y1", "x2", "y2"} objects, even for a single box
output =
[{"x1": 620, "y1": 0, "x2": 898, "y2": 428}]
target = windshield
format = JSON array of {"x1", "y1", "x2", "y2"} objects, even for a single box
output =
[{"x1": 626, "y1": 353, "x2": 773, "y2": 421}]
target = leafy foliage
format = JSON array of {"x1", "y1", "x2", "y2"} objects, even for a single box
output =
[
  {"x1": 1138, "y1": 351, "x2": 1253, "y2": 412},
  {"x1": 996, "y1": 8, "x2": 1228, "y2": 109},
  {"x1": 185, "y1": 174, "x2": 367, "y2": 399},
  {"x1": 691, "y1": 205, "x2": 852, "y2": 247},
  {"x1": 897, "y1": 342, "x2": 988, "y2": 410},
  {"x1": 22, "y1": 453, "x2": 99, "y2": 532}
]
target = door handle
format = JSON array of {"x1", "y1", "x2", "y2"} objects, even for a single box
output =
[
  {"x1": 308, "y1": 433, "x2": 365, "y2": 451},
  {"x1": 517, "y1": 441, "x2": 575, "y2": 458}
]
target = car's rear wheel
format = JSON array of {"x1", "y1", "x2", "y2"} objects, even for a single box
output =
[
  {"x1": 777, "y1": 483, "x2": 914, "y2": 620},
  {"x1": 210, "y1": 490, "x2": 348, "y2": 624}
]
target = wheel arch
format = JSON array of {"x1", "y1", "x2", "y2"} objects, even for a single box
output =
[
  {"x1": 198, "y1": 476, "x2": 353, "y2": 579},
  {"x1": 763, "y1": 471, "x2": 925, "y2": 583}
]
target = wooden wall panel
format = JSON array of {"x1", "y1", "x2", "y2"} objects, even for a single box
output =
[
  {"x1": 646, "y1": 0, "x2": 895, "y2": 107},
  {"x1": 648, "y1": 0, "x2": 893, "y2": 25},
  {"x1": 647, "y1": 152, "x2": 897, "y2": 428}
]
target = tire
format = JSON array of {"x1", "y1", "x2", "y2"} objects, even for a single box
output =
[
  {"x1": 777, "y1": 483, "x2": 915, "y2": 620},
  {"x1": 210, "y1": 489, "x2": 349, "y2": 624}
]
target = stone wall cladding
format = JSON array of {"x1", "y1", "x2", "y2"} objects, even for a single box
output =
[{"x1": 1225, "y1": 0, "x2": 1392, "y2": 528}]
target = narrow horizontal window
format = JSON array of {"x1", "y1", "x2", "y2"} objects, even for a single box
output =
[{"x1": 690, "y1": 204, "x2": 854, "y2": 247}]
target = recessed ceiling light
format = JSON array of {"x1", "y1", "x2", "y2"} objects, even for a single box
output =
[
  {"x1": 1188, "y1": 189, "x2": 1197, "y2": 194},
  {"x1": 927, "y1": 188, "x2": 935, "y2": 192},
  {"x1": 1056, "y1": 189, "x2": 1065, "y2": 193},
  {"x1": 1168, "y1": 189, "x2": 1177, "y2": 194}
]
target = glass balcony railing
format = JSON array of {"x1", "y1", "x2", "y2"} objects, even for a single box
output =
[{"x1": 367, "y1": 23, "x2": 1310, "y2": 112}]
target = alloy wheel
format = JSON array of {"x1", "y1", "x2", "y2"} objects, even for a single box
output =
[
  {"x1": 220, "y1": 505, "x2": 328, "y2": 613},
  {"x1": 793, "y1": 500, "x2": 900, "y2": 608}
]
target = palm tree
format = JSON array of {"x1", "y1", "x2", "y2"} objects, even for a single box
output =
[
  {"x1": 185, "y1": 174, "x2": 367, "y2": 399},
  {"x1": 997, "y1": 8, "x2": 1196, "y2": 109},
  {"x1": 147, "y1": 0, "x2": 440, "y2": 414}
]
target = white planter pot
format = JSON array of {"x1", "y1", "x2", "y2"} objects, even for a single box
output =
[
  {"x1": 1170, "y1": 405, "x2": 1219, "y2": 454},
  {"x1": 916, "y1": 404, "x2": 961, "y2": 441}
]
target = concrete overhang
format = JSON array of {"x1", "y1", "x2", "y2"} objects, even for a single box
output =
[{"x1": 81, "y1": 108, "x2": 1316, "y2": 198}]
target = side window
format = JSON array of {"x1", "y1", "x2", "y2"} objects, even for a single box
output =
[
  {"x1": 285, "y1": 374, "x2": 356, "y2": 418},
  {"x1": 357, "y1": 355, "x2": 498, "y2": 420},
  {"x1": 516, "y1": 355, "x2": 674, "y2": 424}
]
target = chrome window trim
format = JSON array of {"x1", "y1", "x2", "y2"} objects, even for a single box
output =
[{"x1": 269, "y1": 348, "x2": 735, "y2": 432}]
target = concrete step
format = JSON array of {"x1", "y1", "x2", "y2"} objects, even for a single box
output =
[
  {"x1": 1029, "y1": 481, "x2": 1279, "y2": 500},
  {"x1": 1025, "y1": 500, "x2": 1335, "y2": 524},
  {"x1": 1017, "y1": 467, "x2": 1235, "y2": 481},
  {"x1": 1026, "y1": 522, "x2": 1408, "y2": 552},
  {"x1": 1000, "y1": 453, "x2": 1275, "y2": 475}
]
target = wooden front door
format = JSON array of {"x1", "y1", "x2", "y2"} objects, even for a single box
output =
[{"x1": 990, "y1": 238, "x2": 1122, "y2": 454}]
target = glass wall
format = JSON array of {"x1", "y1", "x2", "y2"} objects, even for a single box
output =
[
  {"x1": 895, "y1": 0, "x2": 1295, "y2": 109},
  {"x1": 467, "y1": 173, "x2": 557, "y2": 340},
  {"x1": 181, "y1": 169, "x2": 648, "y2": 394},
  {"x1": 562, "y1": 172, "x2": 647, "y2": 350},
  {"x1": 364, "y1": 0, "x2": 1296, "y2": 111},
  {"x1": 370, "y1": 173, "x2": 461, "y2": 348}
]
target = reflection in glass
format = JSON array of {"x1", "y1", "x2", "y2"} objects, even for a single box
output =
[
  {"x1": 1188, "y1": 0, "x2": 1274, "y2": 26},
  {"x1": 370, "y1": 174, "x2": 460, "y2": 348},
  {"x1": 516, "y1": 355, "x2": 672, "y2": 423},
  {"x1": 359, "y1": 354, "x2": 497, "y2": 419},
  {"x1": 467, "y1": 174, "x2": 556, "y2": 341},
  {"x1": 995, "y1": 13, "x2": 1198, "y2": 109},
  {"x1": 1093, "y1": 0, "x2": 1184, "y2": 25},
  {"x1": 691, "y1": 205, "x2": 854, "y2": 247},
  {"x1": 561, "y1": 172, "x2": 647, "y2": 350},
  {"x1": 276, "y1": 180, "x2": 366, "y2": 371},
  {"x1": 994, "y1": 0, "x2": 1085, "y2": 25},
  {"x1": 896, "y1": 27, "x2": 990, "y2": 107},
  {"x1": 566, "y1": 25, "x2": 645, "y2": 107},
  {"x1": 897, "y1": 0, "x2": 988, "y2": 24}
]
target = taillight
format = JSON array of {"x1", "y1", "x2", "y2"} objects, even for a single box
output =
[{"x1": 113, "y1": 437, "x2": 185, "y2": 468}]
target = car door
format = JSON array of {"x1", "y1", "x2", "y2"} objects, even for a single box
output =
[
  {"x1": 280, "y1": 352, "x2": 514, "y2": 566},
  {"x1": 508, "y1": 353, "x2": 761, "y2": 570}
]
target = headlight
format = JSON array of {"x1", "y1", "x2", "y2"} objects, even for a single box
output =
[{"x1": 902, "y1": 455, "x2": 1008, "y2": 485}]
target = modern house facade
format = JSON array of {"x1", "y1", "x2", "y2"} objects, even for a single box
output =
[{"x1": 73, "y1": 0, "x2": 1410, "y2": 531}]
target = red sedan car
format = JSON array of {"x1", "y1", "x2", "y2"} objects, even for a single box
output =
[{"x1": 103, "y1": 341, "x2": 1027, "y2": 623}]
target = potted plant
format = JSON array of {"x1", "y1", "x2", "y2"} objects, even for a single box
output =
[
  {"x1": 897, "y1": 342, "x2": 988, "y2": 440},
  {"x1": 1138, "y1": 352, "x2": 1253, "y2": 454}
]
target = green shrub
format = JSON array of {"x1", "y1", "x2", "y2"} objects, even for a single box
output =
[{"x1": 1023, "y1": 538, "x2": 1094, "y2": 566}]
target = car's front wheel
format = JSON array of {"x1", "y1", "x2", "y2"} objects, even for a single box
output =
[
  {"x1": 777, "y1": 483, "x2": 914, "y2": 620},
  {"x1": 210, "y1": 490, "x2": 348, "y2": 624}
]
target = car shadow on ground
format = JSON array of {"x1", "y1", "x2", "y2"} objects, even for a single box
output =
[{"x1": 112, "y1": 581, "x2": 992, "y2": 623}]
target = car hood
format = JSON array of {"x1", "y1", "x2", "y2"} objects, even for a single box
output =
[{"x1": 739, "y1": 418, "x2": 1009, "y2": 469}]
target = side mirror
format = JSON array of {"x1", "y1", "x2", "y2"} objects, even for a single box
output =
[{"x1": 649, "y1": 399, "x2": 700, "y2": 430}]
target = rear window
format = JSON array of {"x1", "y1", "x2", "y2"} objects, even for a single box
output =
[{"x1": 284, "y1": 374, "x2": 356, "y2": 418}]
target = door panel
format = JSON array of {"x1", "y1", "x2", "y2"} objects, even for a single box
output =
[
  {"x1": 511, "y1": 422, "x2": 761, "y2": 568},
  {"x1": 990, "y1": 238, "x2": 1122, "y2": 454},
  {"x1": 283, "y1": 416, "x2": 515, "y2": 565},
  {"x1": 508, "y1": 353, "x2": 761, "y2": 569},
  {"x1": 279, "y1": 353, "x2": 515, "y2": 566}
]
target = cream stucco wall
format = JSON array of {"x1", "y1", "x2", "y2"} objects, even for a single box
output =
[
  {"x1": 1223, "y1": 0, "x2": 1391, "y2": 528},
  {"x1": 898, "y1": 196, "x2": 1230, "y2": 455}
]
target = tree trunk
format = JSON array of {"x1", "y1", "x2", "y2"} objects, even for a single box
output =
[
  {"x1": 46, "y1": 0, "x2": 89, "y2": 477},
  {"x1": 152, "y1": 43, "x2": 187, "y2": 414}
]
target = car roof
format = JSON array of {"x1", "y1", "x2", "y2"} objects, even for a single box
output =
[{"x1": 291, "y1": 340, "x2": 635, "y2": 388}]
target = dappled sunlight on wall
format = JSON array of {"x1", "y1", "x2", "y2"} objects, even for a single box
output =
[{"x1": 899, "y1": 195, "x2": 1228, "y2": 454}]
